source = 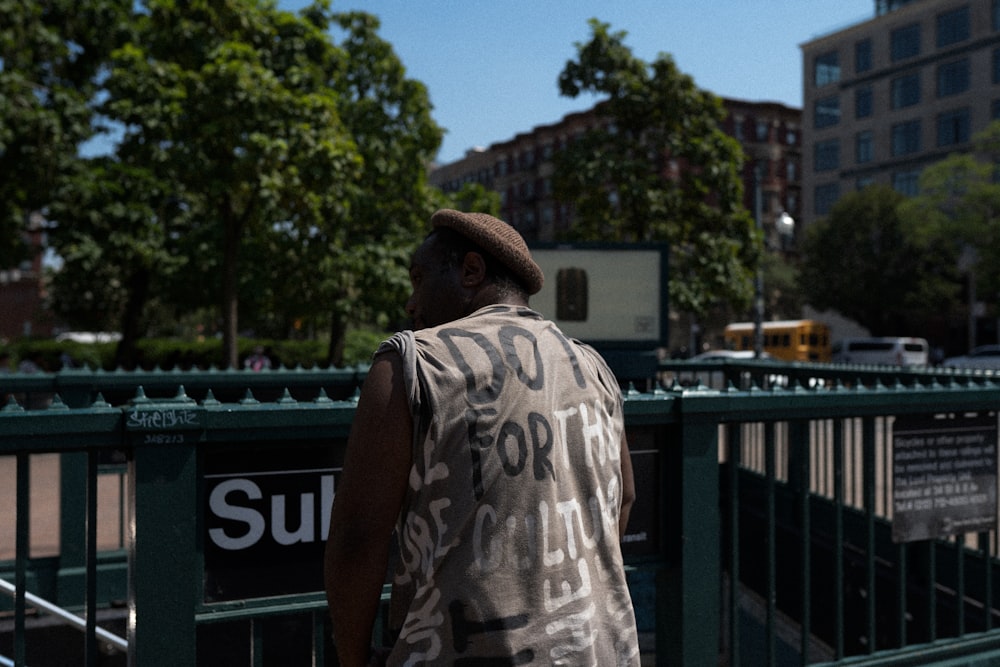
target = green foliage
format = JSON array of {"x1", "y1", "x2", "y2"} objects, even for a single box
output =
[
  {"x1": 433, "y1": 182, "x2": 502, "y2": 217},
  {"x1": 761, "y1": 251, "x2": 805, "y2": 321},
  {"x1": 6, "y1": 339, "x2": 117, "y2": 371},
  {"x1": 28, "y1": 0, "x2": 441, "y2": 370},
  {"x1": 0, "y1": 0, "x2": 132, "y2": 267},
  {"x1": 94, "y1": 0, "x2": 364, "y2": 368},
  {"x1": 901, "y1": 122, "x2": 1000, "y2": 305},
  {"x1": 9, "y1": 328, "x2": 382, "y2": 371},
  {"x1": 554, "y1": 19, "x2": 758, "y2": 316},
  {"x1": 317, "y1": 11, "x2": 443, "y2": 365},
  {"x1": 801, "y1": 185, "x2": 961, "y2": 335}
]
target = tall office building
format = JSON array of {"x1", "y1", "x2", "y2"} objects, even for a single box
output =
[{"x1": 801, "y1": 0, "x2": 1000, "y2": 226}]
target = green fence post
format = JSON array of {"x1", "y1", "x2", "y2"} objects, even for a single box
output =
[
  {"x1": 58, "y1": 452, "x2": 89, "y2": 605},
  {"x1": 126, "y1": 400, "x2": 203, "y2": 666},
  {"x1": 660, "y1": 395, "x2": 720, "y2": 666}
]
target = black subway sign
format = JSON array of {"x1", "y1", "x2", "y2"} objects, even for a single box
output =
[
  {"x1": 201, "y1": 430, "x2": 659, "y2": 602},
  {"x1": 203, "y1": 442, "x2": 342, "y2": 601}
]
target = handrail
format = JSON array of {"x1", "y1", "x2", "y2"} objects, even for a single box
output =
[{"x1": 0, "y1": 578, "x2": 127, "y2": 653}]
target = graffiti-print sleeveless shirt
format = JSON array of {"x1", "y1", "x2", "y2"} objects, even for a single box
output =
[{"x1": 378, "y1": 304, "x2": 640, "y2": 666}]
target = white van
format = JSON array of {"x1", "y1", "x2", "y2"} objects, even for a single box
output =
[{"x1": 830, "y1": 337, "x2": 929, "y2": 367}]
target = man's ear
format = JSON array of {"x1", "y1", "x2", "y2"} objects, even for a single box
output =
[{"x1": 461, "y1": 251, "x2": 487, "y2": 287}]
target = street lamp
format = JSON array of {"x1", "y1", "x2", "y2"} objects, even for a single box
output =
[
  {"x1": 752, "y1": 161, "x2": 795, "y2": 358},
  {"x1": 753, "y1": 164, "x2": 765, "y2": 358},
  {"x1": 775, "y1": 211, "x2": 795, "y2": 249}
]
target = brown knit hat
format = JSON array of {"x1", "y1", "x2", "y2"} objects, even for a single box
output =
[{"x1": 430, "y1": 209, "x2": 544, "y2": 295}]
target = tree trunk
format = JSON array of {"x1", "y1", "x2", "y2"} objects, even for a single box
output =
[
  {"x1": 327, "y1": 312, "x2": 347, "y2": 368},
  {"x1": 114, "y1": 269, "x2": 150, "y2": 370},
  {"x1": 221, "y1": 214, "x2": 242, "y2": 369}
]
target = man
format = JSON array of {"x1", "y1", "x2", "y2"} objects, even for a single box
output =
[{"x1": 325, "y1": 209, "x2": 639, "y2": 666}]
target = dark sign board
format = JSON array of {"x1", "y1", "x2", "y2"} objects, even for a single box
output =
[
  {"x1": 892, "y1": 412, "x2": 998, "y2": 543},
  {"x1": 203, "y1": 442, "x2": 343, "y2": 602},
  {"x1": 621, "y1": 426, "x2": 660, "y2": 560},
  {"x1": 203, "y1": 430, "x2": 661, "y2": 601}
]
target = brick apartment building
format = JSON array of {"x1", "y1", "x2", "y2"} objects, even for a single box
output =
[
  {"x1": 0, "y1": 213, "x2": 53, "y2": 342},
  {"x1": 429, "y1": 97, "x2": 803, "y2": 249}
]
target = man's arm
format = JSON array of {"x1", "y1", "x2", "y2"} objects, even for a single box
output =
[
  {"x1": 325, "y1": 352, "x2": 413, "y2": 667},
  {"x1": 618, "y1": 433, "x2": 635, "y2": 540}
]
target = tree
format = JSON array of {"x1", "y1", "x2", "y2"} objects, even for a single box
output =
[
  {"x1": 48, "y1": 159, "x2": 193, "y2": 367},
  {"x1": 801, "y1": 184, "x2": 960, "y2": 335},
  {"x1": 554, "y1": 19, "x2": 759, "y2": 315},
  {"x1": 0, "y1": 0, "x2": 131, "y2": 268},
  {"x1": 62, "y1": 0, "x2": 364, "y2": 367},
  {"x1": 42, "y1": 2, "x2": 444, "y2": 368},
  {"x1": 317, "y1": 11, "x2": 443, "y2": 365},
  {"x1": 902, "y1": 122, "x2": 1000, "y2": 319},
  {"x1": 433, "y1": 182, "x2": 501, "y2": 219}
]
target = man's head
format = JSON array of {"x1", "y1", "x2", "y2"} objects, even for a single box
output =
[{"x1": 405, "y1": 210, "x2": 543, "y2": 330}]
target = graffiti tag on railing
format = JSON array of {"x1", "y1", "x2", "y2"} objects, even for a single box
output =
[{"x1": 127, "y1": 409, "x2": 200, "y2": 430}]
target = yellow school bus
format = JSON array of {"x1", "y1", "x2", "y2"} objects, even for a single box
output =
[{"x1": 723, "y1": 320, "x2": 831, "y2": 362}]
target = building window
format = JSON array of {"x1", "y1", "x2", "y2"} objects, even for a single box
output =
[
  {"x1": 541, "y1": 205, "x2": 554, "y2": 227},
  {"x1": 937, "y1": 108, "x2": 971, "y2": 146},
  {"x1": 891, "y1": 73, "x2": 921, "y2": 109},
  {"x1": 994, "y1": 48, "x2": 1000, "y2": 83},
  {"x1": 815, "y1": 95, "x2": 840, "y2": 128},
  {"x1": 857, "y1": 176, "x2": 876, "y2": 190},
  {"x1": 814, "y1": 183, "x2": 840, "y2": 216},
  {"x1": 815, "y1": 139, "x2": 840, "y2": 171},
  {"x1": 756, "y1": 121, "x2": 769, "y2": 141},
  {"x1": 786, "y1": 129, "x2": 798, "y2": 145},
  {"x1": 786, "y1": 161, "x2": 797, "y2": 182},
  {"x1": 522, "y1": 210, "x2": 536, "y2": 231},
  {"x1": 855, "y1": 86, "x2": 873, "y2": 118},
  {"x1": 856, "y1": 131, "x2": 874, "y2": 164},
  {"x1": 815, "y1": 51, "x2": 840, "y2": 86},
  {"x1": 733, "y1": 117, "x2": 745, "y2": 141},
  {"x1": 891, "y1": 23, "x2": 921, "y2": 62},
  {"x1": 995, "y1": 0, "x2": 1000, "y2": 30},
  {"x1": 937, "y1": 58, "x2": 970, "y2": 97},
  {"x1": 891, "y1": 120, "x2": 922, "y2": 156},
  {"x1": 937, "y1": 6, "x2": 970, "y2": 48},
  {"x1": 892, "y1": 169, "x2": 921, "y2": 196},
  {"x1": 993, "y1": 98, "x2": 1000, "y2": 119},
  {"x1": 879, "y1": 0, "x2": 920, "y2": 16},
  {"x1": 855, "y1": 39, "x2": 873, "y2": 73}
]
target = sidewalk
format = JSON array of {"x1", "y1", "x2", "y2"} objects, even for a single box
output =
[{"x1": 0, "y1": 454, "x2": 124, "y2": 561}]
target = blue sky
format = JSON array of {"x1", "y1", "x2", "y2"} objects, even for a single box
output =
[{"x1": 283, "y1": 0, "x2": 875, "y2": 163}]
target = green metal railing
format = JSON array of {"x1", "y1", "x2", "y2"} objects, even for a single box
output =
[{"x1": 3, "y1": 364, "x2": 1000, "y2": 665}]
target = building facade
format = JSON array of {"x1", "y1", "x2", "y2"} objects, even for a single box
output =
[
  {"x1": 429, "y1": 98, "x2": 802, "y2": 248},
  {"x1": 801, "y1": 0, "x2": 1000, "y2": 226},
  {"x1": 0, "y1": 213, "x2": 53, "y2": 342}
]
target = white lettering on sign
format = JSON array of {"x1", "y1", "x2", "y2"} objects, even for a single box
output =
[{"x1": 207, "y1": 472, "x2": 336, "y2": 550}]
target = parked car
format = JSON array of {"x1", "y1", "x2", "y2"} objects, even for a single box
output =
[
  {"x1": 942, "y1": 345, "x2": 1000, "y2": 370},
  {"x1": 676, "y1": 349, "x2": 781, "y2": 389},
  {"x1": 830, "y1": 337, "x2": 929, "y2": 367},
  {"x1": 688, "y1": 349, "x2": 774, "y2": 361}
]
